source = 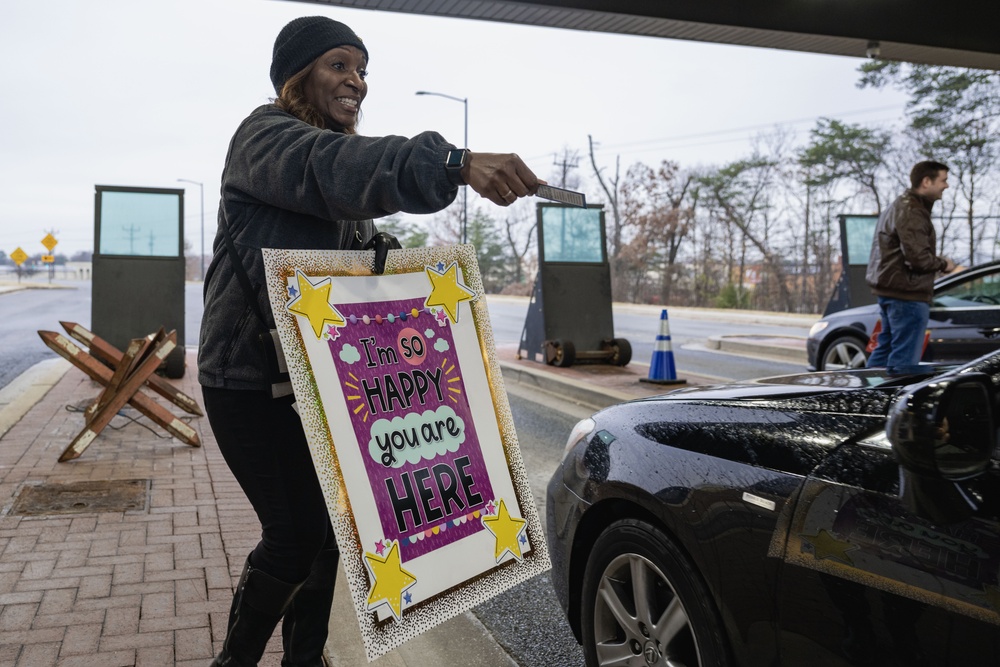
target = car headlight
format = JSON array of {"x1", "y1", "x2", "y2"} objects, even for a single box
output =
[
  {"x1": 808, "y1": 321, "x2": 829, "y2": 338},
  {"x1": 562, "y1": 417, "x2": 596, "y2": 461}
]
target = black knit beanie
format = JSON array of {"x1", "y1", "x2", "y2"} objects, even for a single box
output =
[{"x1": 270, "y1": 16, "x2": 369, "y2": 95}]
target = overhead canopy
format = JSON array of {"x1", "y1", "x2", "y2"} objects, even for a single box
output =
[{"x1": 294, "y1": 0, "x2": 1000, "y2": 70}]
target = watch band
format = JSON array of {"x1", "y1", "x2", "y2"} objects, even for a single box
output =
[{"x1": 445, "y1": 149, "x2": 469, "y2": 186}]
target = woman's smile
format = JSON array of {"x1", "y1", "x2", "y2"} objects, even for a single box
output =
[{"x1": 303, "y1": 45, "x2": 368, "y2": 129}]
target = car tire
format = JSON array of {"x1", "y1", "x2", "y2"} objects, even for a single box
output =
[
  {"x1": 820, "y1": 334, "x2": 869, "y2": 371},
  {"x1": 580, "y1": 519, "x2": 730, "y2": 667}
]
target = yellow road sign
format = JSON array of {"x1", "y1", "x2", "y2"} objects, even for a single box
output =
[
  {"x1": 42, "y1": 255, "x2": 55, "y2": 263},
  {"x1": 11, "y1": 247, "x2": 28, "y2": 266},
  {"x1": 42, "y1": 233, "x2": 58, "y2": 252}
]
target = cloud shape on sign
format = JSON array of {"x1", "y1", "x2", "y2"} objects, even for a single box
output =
[
  {"x1": 434, "y1": 338, "x2": 450, "y2": 353},
  {"x1": 368, "y1": 406, "x2": 466, "y2": 468},
  {"x1": 339, "y1": 344, "x2": 361, "y2": 364},
  {"x1": 424, "y1": 329, "x2": 435, "y2": 339}
]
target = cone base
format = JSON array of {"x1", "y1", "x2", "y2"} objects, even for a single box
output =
[{"x1": 639, "y1": 377, "x2": 688, "y2": 385}]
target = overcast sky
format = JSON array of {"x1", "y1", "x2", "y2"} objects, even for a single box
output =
[{"x1": 0, "y1": 0, "x2": 910, "y2": 258}]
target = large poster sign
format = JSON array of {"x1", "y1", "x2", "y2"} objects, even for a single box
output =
[{"x1": 262, "y1": 245, "x2": 550, "y2": 661}]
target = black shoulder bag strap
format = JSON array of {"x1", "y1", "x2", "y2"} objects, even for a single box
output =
[
  {"x1": 218, "y1": 214, "x2": 267, "y2": 327},
  {"x1": 219, "y1": 207, "x2": 292, "y2": 399}
]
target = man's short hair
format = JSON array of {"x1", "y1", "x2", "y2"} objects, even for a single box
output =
[{"x1": 910, "y1": 160, "x2": 949, "y2": 189}]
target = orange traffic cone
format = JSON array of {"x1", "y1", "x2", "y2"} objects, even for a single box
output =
[{"x1": 640, "y1": 309, "x2": 687, "y2": 385}]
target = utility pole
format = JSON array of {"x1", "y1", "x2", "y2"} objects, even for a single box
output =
[
  {"x1": 122, "y1": 224, "x2": 141, "y2": 255},
  {"x1": 552, "y1": 149, "x2": 580, "y2": 189}
]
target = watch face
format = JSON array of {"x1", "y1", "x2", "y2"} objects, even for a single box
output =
[{"x1": 446, "y1": 150, "x2": 466, "y2": 169}]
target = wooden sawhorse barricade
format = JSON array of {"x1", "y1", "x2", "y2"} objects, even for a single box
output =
[{"x1": 38, "y1": 322, "x2": 203, "y2": 462}]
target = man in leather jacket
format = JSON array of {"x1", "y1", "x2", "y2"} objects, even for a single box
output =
[{"x1": 865, "y1": 160, "x2": 955, "y2": 374}]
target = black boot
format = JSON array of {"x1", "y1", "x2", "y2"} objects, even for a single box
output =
[
  {"x1": 211, "y1": 554, "x2": 303, "y2": 667},
  {"x1": 281, "y1": 547, "x2": 340, "y2": 667}
]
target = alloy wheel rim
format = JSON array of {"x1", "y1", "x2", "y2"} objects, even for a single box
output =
[
  {"x1": 592, "y1": 552, "x2": 701, "y2": 666},
  {"x1": 824, "y1": 341, "x2": 867, "y2": 370}
]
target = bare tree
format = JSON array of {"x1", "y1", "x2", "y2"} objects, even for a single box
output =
[
  {"x1": 701, "y1": 155, "x2": 795, "y2": 310},
  {"x1": 427, "y1": 205, "x2": 463, "y2": 246},
  {"x1": 620, "y1": 160, "x2": 698, "y2": 305},
  {"x1": 588, "y1": 135, "x2": 628, "y2": 298},
  {"x1": 502, "y1": 201, "x2": 537, "y2": 289}
]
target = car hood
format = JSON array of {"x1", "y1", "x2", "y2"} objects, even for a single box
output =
[
  {"x1": 819, "y1": 302, "x2": 877, "y2": 325},
  {"x1": 639, "y1": 367, "x2": 918, "y2": 403},
  {"x1": 589, "y1": 370, "x2": 902, "y2": 478},
  {"x1": 584, "y1": 353, "x2": 1000, "y2": 479}
]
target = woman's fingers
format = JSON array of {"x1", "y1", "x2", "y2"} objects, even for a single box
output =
[{"x1": 465, "y1": 152, "x2": 539, "y2": 206}]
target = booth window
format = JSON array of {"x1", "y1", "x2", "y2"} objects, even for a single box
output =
[
  {"x1": 98, "y1": 191, "x2": 181, "y2": 258},
  {"x1": 541, "y1": 207, "x2": 605, "y2": 263},
  {"x1": 843, "y1": 215, "x2": 878, "y2": 266}
]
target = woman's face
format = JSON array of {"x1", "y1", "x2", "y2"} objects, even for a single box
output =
[{"x1": 303, "y1": 45, "x2": 368, "y2": 129}]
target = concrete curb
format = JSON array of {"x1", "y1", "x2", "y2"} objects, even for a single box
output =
[
  {"x1": 0, "y1": 280, "x2": 73, "y2": 294},
  {"x1": 497, "y1": 361, "x2": 639, "y2": 411},
  {"x1": 707, "y1": 334, "x2": 808, "y2": 364}
]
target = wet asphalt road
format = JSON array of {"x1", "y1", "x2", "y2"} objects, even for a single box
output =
[
  {"x1": 473, "y1": 383, "x2": 594, "y2": 667},
  {"x1": 0, "y1": 281, "x2": 92, "y2": 391}
]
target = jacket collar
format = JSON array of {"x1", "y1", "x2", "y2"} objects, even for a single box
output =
[{"x1": 905, "y1": 189, "x2": 935, "y2": 212}]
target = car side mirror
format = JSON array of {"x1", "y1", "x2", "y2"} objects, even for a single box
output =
[{"x1": 886, "y1": 373, "x2": 995, "y2": 524}]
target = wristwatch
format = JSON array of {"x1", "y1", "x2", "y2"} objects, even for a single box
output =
[{"x1": 445, "y1": 149, "x2": 470, "y2": 186}]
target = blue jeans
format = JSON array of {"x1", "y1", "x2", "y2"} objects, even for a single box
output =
[{"x1": 866, "y1": 296, "x2": 930, "y2": 375}]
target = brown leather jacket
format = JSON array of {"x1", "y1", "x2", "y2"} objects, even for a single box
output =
[{"x1": 865, "y1": 190, "x2": 949, "y2": 303}]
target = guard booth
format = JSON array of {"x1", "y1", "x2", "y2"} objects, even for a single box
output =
[
  {"x1": 92, "y1": 185, "x2": 186, "y2": 378},
  {"x1": 822, "y1": 214, "x2": 879, "y2": 316},
  {"x1": 518, "y1": 203, "x2": 630, "y2": 367}
]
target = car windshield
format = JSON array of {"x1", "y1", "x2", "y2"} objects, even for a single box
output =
[{"x1": 933, "y1": 271, "x2": 1000, "y2": 308}]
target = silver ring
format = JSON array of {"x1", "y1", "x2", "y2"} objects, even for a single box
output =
[{"x1": 501, "y1": 190, "x2": 514, "y2": 200}]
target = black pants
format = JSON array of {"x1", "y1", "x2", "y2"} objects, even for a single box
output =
[{"x1": 202, "y1": 386, "x2": 337, "y2": 584}]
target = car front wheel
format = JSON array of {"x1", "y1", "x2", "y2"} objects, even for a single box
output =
[
  {"x1": 580, "y1": 519, "x2": 730, "y2": 667},
  {"x1": 820, "y1": 334, "x2": 868, "y2": 371}
]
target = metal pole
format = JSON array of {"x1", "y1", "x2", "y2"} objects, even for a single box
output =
[
  {"x1": 198, "y1": 182, "x2": 204, "y2": 281},
  {"x1": 415, "y1": 90, "x2": 468, "y2": 244},
  {"x1": 177, "y1": 179, "x2": 205, "y2": 281}
]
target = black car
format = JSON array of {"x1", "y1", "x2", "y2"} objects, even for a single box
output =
[
  {"x1": 807, "y1": 260, "x2": 1000, "y2": 371},
  {"x1": 546, "y1": 355, "x2": 1000, "y2": 666}
]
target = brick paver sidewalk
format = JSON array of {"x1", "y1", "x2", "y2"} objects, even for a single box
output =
[{"x1": 0, "y1": 351, "x2": 273, "y2": 666}]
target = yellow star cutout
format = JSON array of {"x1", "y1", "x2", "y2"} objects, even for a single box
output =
[
  {"x1": 424, "y1": 261, "x2": 476, "y2": 323},
  {"x1": 286, "y1": 270, "x2": 345, "y2": 339},
  {"x1": 364, "y1": 540, "x2": 417, "y2": 621},
  {"x1": 482, "y1": 499, "x2": 528, "y2": 563},
  {"x1": 800, "y1": 528, "x2": 857, "y2": 566}
]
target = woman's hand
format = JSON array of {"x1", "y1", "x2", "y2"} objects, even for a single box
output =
[
  {"x1": 363, "y1": 232, "x2": 402, "y2": 275},
  {"x1": 461, "y1": 152, "x2": 543, "y2": 206}
]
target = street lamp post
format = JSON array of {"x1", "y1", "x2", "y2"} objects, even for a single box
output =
[
  {"x1": 177, "y1": 178, "x2": 205, "y2": 281},
  {"x1": 415, "y1": 90, "x2": 468, "y2": 244}
]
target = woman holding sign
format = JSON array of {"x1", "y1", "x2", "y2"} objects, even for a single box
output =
[{"x1": 199, "y1": 14, "x2": 541, "y2": 666}]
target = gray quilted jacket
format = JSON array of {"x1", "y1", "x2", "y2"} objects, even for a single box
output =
[{"x1": 198, "y1": 104, "x2": 458, "y2": 390}]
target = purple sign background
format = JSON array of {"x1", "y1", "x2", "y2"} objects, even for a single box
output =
[{"x1": 328, "y1": 297, "x2": 494, "y2": 560}]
